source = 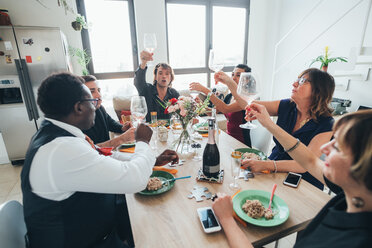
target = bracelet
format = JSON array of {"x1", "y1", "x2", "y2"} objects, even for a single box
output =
[
  {"x1": 273, "y1": 160, "x2": 277, "y2": 173},
  {"x1": 284, "y1": 138, "x2": 300, "y2": 153}
]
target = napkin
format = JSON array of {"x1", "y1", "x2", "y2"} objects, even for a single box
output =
[
  {"x1": 153, "y1": 167, "x2": 178, "y2": 175},
  {"x1": 119, "y1": 146, "x2": 135, "y2": 153},
  {"x1": 201, "y1": 133, "x2": 208, "y2": 138}
]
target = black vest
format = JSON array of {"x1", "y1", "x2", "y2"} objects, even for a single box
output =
[{"x1": 21, "y1": 120, "x2": 120, "y2": 248}]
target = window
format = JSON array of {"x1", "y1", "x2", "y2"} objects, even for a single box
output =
[
  {"x1": 166, "y1": 0, "x2": 250, "y2": 88},
  {"x1": 77, "y1": 0, "x2": 138, "y2": 79}
]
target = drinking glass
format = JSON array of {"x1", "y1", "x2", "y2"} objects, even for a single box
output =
[
  {"x1": 189, "y1": 90, "x2": 199, "y2": 99},
  {"x1": 229, "y1": 151, "x2": 242, "y2": 190},
  {"x1": 208, "y1": 49, "x2": 224, "y2": 73},
  {"x1": 144, "y1": 33, "x2": 157, "y2": 66},
  {"x1": 237, "y1": 72, "x2": 260, "y2": 129},
  {"x1": 191, "y1": 142, "x2": 202, "y2": 161},
  {"x1": 150, "y1": 112, "x2": 158, "y2": 149},
  {"x1": 130, "y1": 96, "x2": 148, "y2": 128}
]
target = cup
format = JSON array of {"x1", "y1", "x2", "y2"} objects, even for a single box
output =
[
  {"x1": 229, "y1": 151, "x2": 242, "y2": 190},
  {"x1": 158, "y1": 126, "x2": 168, "y2": 142},
  {"x1": 150, "y1": 111, "x2": 157, "y2": 127}
]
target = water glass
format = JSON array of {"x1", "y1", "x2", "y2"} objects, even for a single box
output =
[
  {"x1": 191, "y1": 142, "x2": 202, "y2": 161},
  {"x1": 130, "y1": 96, "x2": 147, "y2": 127},
  {"x1": 229, "y1": 151, "x2": 242, "y2": 190}
]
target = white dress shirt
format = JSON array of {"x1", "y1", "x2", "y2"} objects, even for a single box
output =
[{"x1": 29, "y1": 118, "x2": 156, "y2": 201}]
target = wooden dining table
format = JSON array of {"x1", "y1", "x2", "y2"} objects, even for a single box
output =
[{"x1": 125, "y1": 130, "x2": 331, "y2": 248}]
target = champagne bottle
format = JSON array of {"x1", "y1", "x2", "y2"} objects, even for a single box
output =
[
  {"x1": 212, "y1": 107, "x2": 219, "y2": 146},
  {"x1": 202, "y1": 118, "x2": 220, "y2": 178}
]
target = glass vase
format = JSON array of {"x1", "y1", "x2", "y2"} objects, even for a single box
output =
[{"x1": 172, "y1": 122, "x2": 193, "y2": 157}]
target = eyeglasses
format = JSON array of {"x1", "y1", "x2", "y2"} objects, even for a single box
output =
[
  {"x1": 295, "y1": 77, "x2": 311, "y2": 86},
  {"x1": 80, "y1": 98, "x2": 99, "y2": 107}
]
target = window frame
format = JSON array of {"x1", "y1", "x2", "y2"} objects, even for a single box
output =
[
  {"x1": 76, "y1": 0, "x2": 139, "y2": 80},
  {"x1": 165, "y1": 0, "x2": 250, "y2": 87}
]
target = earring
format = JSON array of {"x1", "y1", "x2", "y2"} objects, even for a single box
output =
[{"x1": 351, "y1": 197, "x2": 365, "y2": 208}]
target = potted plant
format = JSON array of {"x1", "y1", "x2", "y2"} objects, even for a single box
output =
[
  {"x1": 68, "y1": 46, "x2": 91, "y2": 76},
  {"x1": 310, "y1": 46, "x2": 348, "y2": 72},
  {"x1": 71, "y1": 14, "x2": 88, "y2": 31}
]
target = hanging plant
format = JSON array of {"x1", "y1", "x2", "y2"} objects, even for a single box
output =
[
  {"x1": 68, "y1": 46, "x2": 91, "y2": 76},
  {"x1": 71, "y1": 14, "x2": 88, "y2": 31}
]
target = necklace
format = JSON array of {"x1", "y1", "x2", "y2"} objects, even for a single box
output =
[{"x1": 298, "y1": 118, "x2": 310, "y2": 129}]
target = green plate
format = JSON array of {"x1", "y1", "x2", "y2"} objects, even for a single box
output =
[
  {"x1": 233, "y1": 190, "x2": 289, "y2": 227},
  {"x1": 235, "y1": 148, "x2": 268, "y2": 160},
  {"x1": 119, "y1": 142, "x2": 135, "y2": 148},
  {"x1": 138, "y1": 171, "x2": 175, "y2": 195},
  {"x1": 193, "y1": 122, "x2": 208, "y2": 133}
]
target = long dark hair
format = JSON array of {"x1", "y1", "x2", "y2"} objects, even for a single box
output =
[{"x1": 153, "y1": 63, "x2": 175, "y2": 87}]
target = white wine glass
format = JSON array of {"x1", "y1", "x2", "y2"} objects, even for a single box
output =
[
  {"x1": 130, "y1": 96, "x2": 148, "y2": 128},
  {"x1": 229, "y1": 151, "x2": 241, "y2": 190},
  {"x1": 208, "y1": 49, "x2": 224, "y2": 73},
  {"x1": 144, "y1": 33, "x2": 157, "y2": 66},
  {"x1": 237, "y1": 72, "x2": 260, "y2": 129}
]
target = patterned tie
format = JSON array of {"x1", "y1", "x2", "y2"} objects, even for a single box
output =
[{"x1": 85, "y1": 135, "x2": 97, "y2": 150}]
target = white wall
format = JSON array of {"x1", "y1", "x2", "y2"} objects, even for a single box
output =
[
  {"x1": 0, "y1": 0, "x2": 84, "y2": 73},
  {"x1": 253, "y1": 0, "x2": 372, "y2": 111}
]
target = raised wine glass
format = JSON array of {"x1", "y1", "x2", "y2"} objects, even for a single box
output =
[
  {"x1": 208, "y1": 49, "x2": 224, "y2": 73},
  {"x1": 144, "y1": 33, "x2": 157, "y2": 66},
  {"x1": 130, "y1": 96, "x2": 148, "y2": 128},
  {"x1": 237, "y1": 72, "x2": 260, "y2": 129}
]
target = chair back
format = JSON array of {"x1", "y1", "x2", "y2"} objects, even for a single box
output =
[
  {"x1": 250, "y1": 120, "x2": 273, "y2": 155},
  {"x1": 0, "y1": 200, "x2": 27, "y2": 248}
]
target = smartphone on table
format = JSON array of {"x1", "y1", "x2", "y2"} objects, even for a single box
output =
[
  {"x1": 283, "y1": 172, "x2": 302, "y2": 188},
  {"x1": 197, "y1": 207, "x2": 221, "y2": 233}
]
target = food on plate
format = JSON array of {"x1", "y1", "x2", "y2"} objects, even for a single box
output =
[
  {"x1": 197, "y1": 125, "x2": 208, "y2": 131},
  {"x1": 242, "y1": 152, "x2": 261, "y2": 161},
  {"x1": 242, "y1": 199, "x2": 275, "y2": 220},
  {"x1": 146, "y1": 177, "x2": 163, "y2": 191},
  {"x1": 157, "y1": 120, "x2": 169, "y2": 126}
]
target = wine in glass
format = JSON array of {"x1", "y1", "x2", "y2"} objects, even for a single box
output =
[
  {"x1": 130, "y1": 96, "x2": 148, "y2": 128},
  {"x1": 144, "y1": 33, "x2": 157, "y2": 66},
  {"x1": 229, "y1": 151, "x2": 241, "y2": 190},
  {"x1": 237, "y1": 72, "x2": 260, "y2": 129},
  {"x1": 208, "y1": 49, "x2": 224, "y2": 73}
]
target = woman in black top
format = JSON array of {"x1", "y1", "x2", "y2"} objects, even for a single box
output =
[
  {"x1": 212, "y1": 107, "x2": 372, "y2": 248},
  {"x1": 134, "y1": 50, "x2": 179, "y2": 122}
]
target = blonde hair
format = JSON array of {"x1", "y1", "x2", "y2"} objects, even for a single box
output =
[{"x1": 334, "y1": 109, "x2": 372, "y2": 191}]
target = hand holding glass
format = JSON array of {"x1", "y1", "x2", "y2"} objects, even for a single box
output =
[
  {"x1": 130, "y1": 96, "x2": 147, "y2": 128},
  {"x1": 237, "y1": 72, "x2": 260, "y2": 129},
  {"x1": 144, "y1": 33, "x2": 157, "y2": 66}
]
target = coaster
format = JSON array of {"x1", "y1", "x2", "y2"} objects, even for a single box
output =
[
  {"x1": 187, "y1": 186, "x2": 212, "y2": 202},
  {"x1": 196, "y1": 169, "x2": 224, "y2": 184}
]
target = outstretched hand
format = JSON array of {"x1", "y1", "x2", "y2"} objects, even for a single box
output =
[
  {"x1": 245, "y1": 103, "x2": 273, "y2": 128},
  {"x1": 212, "y1": 193, "x2": 234, "y2": 221},
  {"x1": 140, "y1": 50, "x2": 153, "y2": 64},
  {"x1": 155, "y1": 149, "x2": 179, "y2": 166}
]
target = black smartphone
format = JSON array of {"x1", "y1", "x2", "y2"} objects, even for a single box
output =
[{"x1": 283, "y1": 172, "x2": 302, "y2": 188}]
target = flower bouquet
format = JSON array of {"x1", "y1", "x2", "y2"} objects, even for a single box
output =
[{"x1": 164, "y1": 95, "x2": 210, "y2": 154}]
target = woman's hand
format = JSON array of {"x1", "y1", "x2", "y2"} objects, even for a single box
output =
[
  {"x1": 155, "y1": 149, "x2": 179, "y2": 166},
  {"x1": 241, "y1": 159, "x2": 272, "y2": 173},
  {"x1": 212, "y1": 193, "x2": 234, "y2": 222},
  {"x1": 246, "y1": 103, "x2": 273, "y2": 129},
  {"x1": 214, "y1": 71, "x2": 235, "y2": 88},
  {"x1": 189, "y1": 82, "x2": 209, "y2": 95}
]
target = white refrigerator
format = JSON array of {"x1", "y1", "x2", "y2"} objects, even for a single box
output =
[{"x1": 0, "y1": 25, "x2": 71, "y2": 163}]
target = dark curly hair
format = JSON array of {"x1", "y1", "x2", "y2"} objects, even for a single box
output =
[
  {"x1": 81, "y1": 75, "x2": 97, "y2": 83},
  {"x1": 37, "y1": 72, "x2": 86, "y2": 118}
]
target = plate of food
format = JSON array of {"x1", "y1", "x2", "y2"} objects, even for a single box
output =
[
  {"x1": 157, "y1": 119, "x2": 170, "y2": 127},
  {"x1": 193, "y1": 122, "x2": 209, "y2": 133},
  {"x1": 233, "y1": 190, "x2": 289, "y2": 227},
  {"x1": 118, "y1": 141, "x2": 136, "y2": 148},
  {"x1": 138, "y1": 170, "x2": 175, "y2": 195},
  {"x1": 235, "y1": 148, "x2": 268, "y2": 161}
]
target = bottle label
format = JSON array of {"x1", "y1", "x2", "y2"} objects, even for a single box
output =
[{"x1": 205, "y1": 164, "x2": 220, "y2": 174}]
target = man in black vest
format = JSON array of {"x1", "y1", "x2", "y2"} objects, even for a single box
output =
[{"x1": 21, "y1": 72, "x2": 178, "y2": 248}]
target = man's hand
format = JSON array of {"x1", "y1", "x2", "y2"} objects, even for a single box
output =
[
  {"x1": 122, "y1": 121, "x2": 133, "y2": 132},
  {"x1": 140, "y1": 50, "x2": 153, "y2": 68},
  {"x1": 135, "y1": 123, "x2": 152, "y2": 144},
  {"x1": 155, "y1": 149, "x2": 179, "y2": 166},
  {"x1": 118, "y1": 127, "x2": 135, "y2": 144}
]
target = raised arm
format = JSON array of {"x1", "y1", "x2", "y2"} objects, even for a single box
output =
[
  {"x1": 189, "y1": 82, "x2": 241, "y2": 113},
  {"x1": 248, "y1": 103, "x2": 326, "y2": 183},
  {"x1": 134, "y1": 51, "x2": 153, "y2": 94}
]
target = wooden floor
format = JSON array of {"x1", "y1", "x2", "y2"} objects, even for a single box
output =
[{"x1": 0, "y1": 162, "x2": 296, "y2": 247}]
